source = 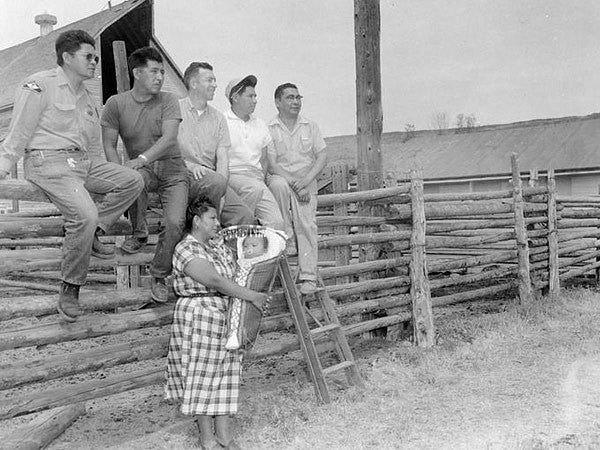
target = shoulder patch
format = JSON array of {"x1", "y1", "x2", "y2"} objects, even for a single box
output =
[{"x1": 23, "y1": 81, "x2": 43, "y2": 94}]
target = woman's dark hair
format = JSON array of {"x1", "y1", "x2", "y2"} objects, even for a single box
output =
[{"x1": 185, "y1": 195, "x2": 216, "y2": 232}]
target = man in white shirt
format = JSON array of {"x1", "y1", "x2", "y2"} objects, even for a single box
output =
[{"x1": 224, "y1": 75, "x2": 284, "y2": 231}]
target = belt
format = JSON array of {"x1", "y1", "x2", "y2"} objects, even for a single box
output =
[{"x1": 25, "y1": 148, "x2": 83, "y2": 158}]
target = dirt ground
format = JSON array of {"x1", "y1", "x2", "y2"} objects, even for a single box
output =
[{"x1": 2, "y1": 289, "x2": 600, "y2": 449}]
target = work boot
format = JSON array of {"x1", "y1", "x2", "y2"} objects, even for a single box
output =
[
  {"x1": 91, "y1": 228, "x2": 115, "y2": 259},
  {"x1": 57, "y1": 282, "x2": 83, "y2": 322},
  {"x1": 151, "y1": 277, "x2": 169, "y2": 303},
  {"x1": 120, "y1": 236, "x2": 148, "y2": 254}
]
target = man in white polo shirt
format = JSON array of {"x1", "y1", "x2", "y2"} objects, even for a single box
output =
[{"x1": 224, "y1": 75, "x2": 283, "y2": 231}]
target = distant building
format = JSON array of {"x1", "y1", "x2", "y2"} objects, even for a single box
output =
[
  {"x1": 0, "y1": 0, "x2": 184, "y2": 212},
  {"x1": 325, "y1": 114, "x2": 600, "y2": 195},
  {"x1": 0, "y1": 0, "x2": 185, "y2": 148}
]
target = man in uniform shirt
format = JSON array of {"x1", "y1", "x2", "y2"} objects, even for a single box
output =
[
  {"x1": 101, "y1": 47, "x2": 187, "y2": 303},
  {"x1": 267, "y1": 83, "x2": 328, "y2": 295},
  {"x1": 0, "y1": 30, "x2": 144, "y2": 321},
  {"x1": 177, "y1": 62, "x2": 253, "y2": 226},
  {"x1": 224, "y1": 75, "x2": 283, "y2": 231}
]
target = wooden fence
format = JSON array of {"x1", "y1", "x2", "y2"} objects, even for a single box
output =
[{"x1": 1, "y1": 153, "x2": 599, "y2": 446}]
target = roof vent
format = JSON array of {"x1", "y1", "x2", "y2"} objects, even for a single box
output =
[{"x1": 34, "y1": 13, "x2": 57, "y2": 36}]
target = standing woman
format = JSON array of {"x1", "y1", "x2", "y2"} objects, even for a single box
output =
[{"x1": 165, "y1": 196, "x2": 268, "y2": 450}]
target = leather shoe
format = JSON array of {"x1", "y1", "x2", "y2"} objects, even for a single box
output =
[
  {"x1": 151, "y1": 277, "x2": 169, "y2": 303},
  {"x1": 91, "y1": 230, "x2": 115, "y2": 259},
  {"x1": 121, "y1": 236, "x2": 147, "y2": 254},
  {"x1": 299, "y1": 280, "x2": 317, "y2": 295},
  {"x1": 57, "y1": 282, "x2": 83, "y2": 322}
]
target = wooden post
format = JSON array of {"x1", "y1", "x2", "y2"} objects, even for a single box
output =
[
  {"x1": 10, "y1": 163, "x2": 19, "y2": 213},
  {"x1": 354, "y1": 0, "x2": 383, "y2": 192},
  {"x1": 409, "y1": 170, "x2": 434, "y2": 347},
  {"x1": 528, "y1": 168, "x2": 538, "y2": 187},
  {"x1": 354, "y1": 0, "x2": 383, "y2": 284},
  {"x1": 547, "y1": 169, "x2": 559, "y2": 298},
  {"x1": 511, "y1": 153, "x2": 534, "y2": 303},
  {"x1": 332, "y1": 163, "x2": 351, "y2": 285},
  {"x1": 112, "y1": 40, "x2": 130, "y2": 94}
]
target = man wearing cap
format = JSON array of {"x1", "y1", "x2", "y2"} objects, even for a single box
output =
[
  {"x1": 102, "y1": 46, "x2": 187, "y2": 304},
  {"x1": 0, "y1": 29, "x2": 144, "y2": 321},
  {"x1": 224, "y1": 75, "x2": 284, "y2": 231},
  {"x1": 267, "y1": 83, "x2": 328, "y2": 295},
  {"x1": 177, "y1": 62, "x2": 254, "y2": 226}
]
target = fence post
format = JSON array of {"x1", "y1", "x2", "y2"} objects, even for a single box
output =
[
  {"x1": 10, "y1": 164, "x2": 19, "y2": 213},
  {"x1": 409, "y1": 169, "x2": 434, "y2": 347},
  {"x1": 546, "y1": 169, "x2": 559, "y2": 298},
  {"x1": 332, "y1": 163, "x2": 350, "y2": 285},
  {"x1": 511, "y1": 153, "x2": 534, "y2": 303}
]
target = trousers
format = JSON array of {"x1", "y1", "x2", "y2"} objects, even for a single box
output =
[
  {"x1": 229, "y1": 171, "x2": 284, "y2": 231},
  {"x1": 187, "y1": 169, "x2": 255, "y2": 227},
  {"x1": 267, "y1": 174, "x2": 318, "y2": 281},
  {"x1": 129, "y1": 157, "x2": 188, "y2": 279},
  {"x1": 24, "y1": 149, "x2": 143, "y2": 285}
]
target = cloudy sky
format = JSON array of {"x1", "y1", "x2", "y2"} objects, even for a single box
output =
[{"x1": 1, "y1": 0, "x2": 599, "y2": 137}]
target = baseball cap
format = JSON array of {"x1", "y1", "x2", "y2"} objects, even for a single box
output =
[{"x1": 225, "y1": 75, "x2": 257, "y2": 101}]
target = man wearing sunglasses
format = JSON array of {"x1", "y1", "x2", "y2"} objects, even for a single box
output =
[
  {"x1": 0, "y1": 29, "x2": 144, "y2": 321},
  {"x1": 102, "y1": 46, "x2": 187, "y2": 304},
  {"x1": 267, "y1": 83, "x2": 328, "y2": 295}
]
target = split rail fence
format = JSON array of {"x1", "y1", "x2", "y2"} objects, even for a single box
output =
[{"x1": 1, "y1": 153, "x2": 600, "y2": 446}]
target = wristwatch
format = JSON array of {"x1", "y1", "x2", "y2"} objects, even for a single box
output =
[{"x1": 137, "y1": 154, "x2": 148, "y2": 165}]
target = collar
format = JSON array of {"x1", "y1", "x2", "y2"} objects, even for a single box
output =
[
  {"x1": 268, "y1": 114, "x2": 308, "y2": 131},
  {"x1": 56, "y1": 66, "x2": 87, "y2": 94},
  {"x1": 226, "y1": 108, "x2": 253, "y2": 122},
  {"x1": 182, "y1": 96, "x2": 210, "y2": 115}
]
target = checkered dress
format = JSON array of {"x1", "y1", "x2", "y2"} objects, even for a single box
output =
[{"x1": 164, "y1": 234, "x2": 243, "y2": 416}]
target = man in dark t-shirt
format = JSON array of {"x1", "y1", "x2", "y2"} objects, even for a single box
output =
[{"x1": 101, "y1": 46, "x2": 187, "y2": 303}]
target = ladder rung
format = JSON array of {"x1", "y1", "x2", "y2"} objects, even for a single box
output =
[
  {"x1": 309, "y1": 323, "x2": 341, "y2": 337},
  {"x1": 322, "y1": 361, "x2": 356, "y2": 377}
]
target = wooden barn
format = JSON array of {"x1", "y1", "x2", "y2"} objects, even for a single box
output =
[
  {"x1": 0, "y1": 0, "x2": 185, "y2": 148},
  {"x1": 325, "y1": 113, "x2": 600, "y2": 196}
]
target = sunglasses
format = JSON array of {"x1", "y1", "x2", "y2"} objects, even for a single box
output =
[{"x1": 74, "y1": 52, "x2": 99, "y2": 64}]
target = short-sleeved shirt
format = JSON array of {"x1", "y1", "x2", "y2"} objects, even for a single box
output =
[
  {"x1": 101, "y1": 91, "x2": 182, "y2": 160},
  {"x1": 172, "y1": 233, "x2": 236, "y2": 299},
  {"x1": 0, "y1": 66, "x2": 102, "y2": 172},
  {"x1": 267, "y1": 115, "x2": 326, "y2": 192},
  {"x1": 178, "y1": 98, "x2": 230, "y2": 171},
  {"x1": 225, "y1": 109, "x2": 272, "y2": 176}
]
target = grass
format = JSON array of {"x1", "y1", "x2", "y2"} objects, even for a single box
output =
[{"x1": 236, "y1": 288, "x2": 600, "y2": 450}]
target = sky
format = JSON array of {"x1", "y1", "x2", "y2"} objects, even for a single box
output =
[{"x1": 1, "y1": 0, "x2": 599, "y2": 137}]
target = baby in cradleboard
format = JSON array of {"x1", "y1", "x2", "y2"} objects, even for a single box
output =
[
  {"x1": 241, "y1": 235, "x2": 269, "y2": 262},
  {"x1": 224, "y1": 227, "x2": 287, "y2": 351}
]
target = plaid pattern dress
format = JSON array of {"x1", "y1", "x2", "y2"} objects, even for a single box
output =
[{"x1": 164, "y1": 234, "x2": 243, "y2": 416}]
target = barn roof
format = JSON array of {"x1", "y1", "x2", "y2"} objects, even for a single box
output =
[
  {"x1": 0, "y1": 0, "x2": 172, "y2": 109},
  {"x1": 325, "y1": 113, "x2": 600, "y2": 180}
]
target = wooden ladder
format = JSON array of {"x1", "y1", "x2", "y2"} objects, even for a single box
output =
[{"x1": 277, "y1": 256, "x2": 364, "y2": 403}]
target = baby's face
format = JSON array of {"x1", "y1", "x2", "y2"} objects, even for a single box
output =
[{"x1": 242, "y1": 236, "x2": 267, "y2": 258}]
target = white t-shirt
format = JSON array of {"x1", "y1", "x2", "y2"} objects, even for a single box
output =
[{"x1": 225, "y1": 109, "x2": 272, "y2": 175}]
